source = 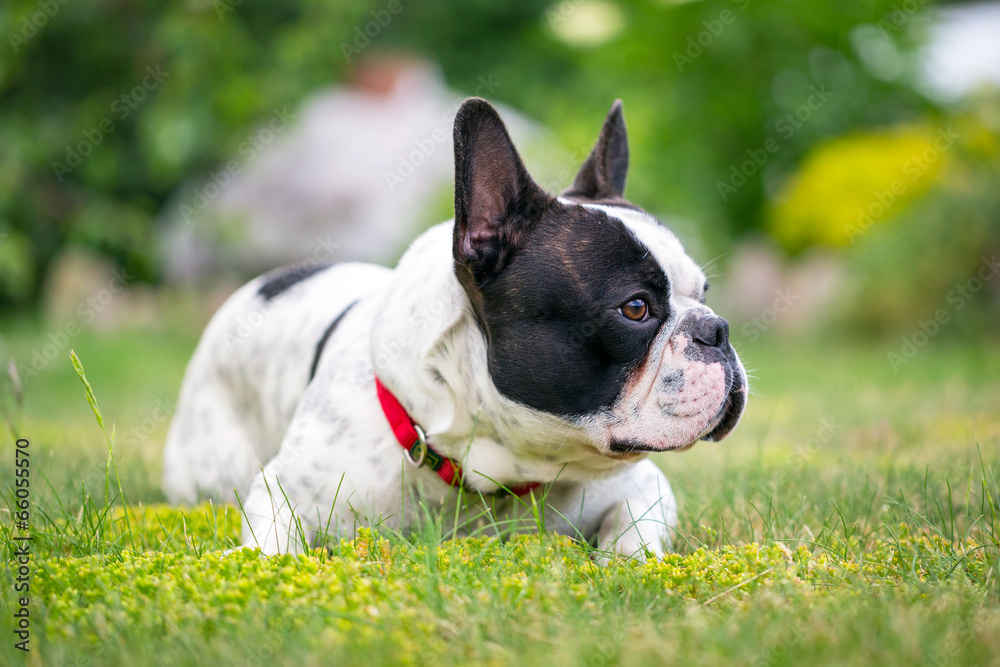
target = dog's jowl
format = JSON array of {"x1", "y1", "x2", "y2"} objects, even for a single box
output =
[{"x1": 162, "y1": 98, "x2": 747, "y2": 560}]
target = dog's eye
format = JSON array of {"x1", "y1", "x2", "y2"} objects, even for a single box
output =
[{"x1": 619, "y1": 298, "x2": 648, "y2": 321}]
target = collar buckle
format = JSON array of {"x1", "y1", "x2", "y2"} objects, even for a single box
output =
[
  {"x1": 404, "y1": 424, "x2": 428, "y2": 468},
  {"x1": 375, "y1": 376, "x2": 541, "y2": 496}
]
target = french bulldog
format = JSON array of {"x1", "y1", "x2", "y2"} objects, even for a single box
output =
[{"x1": 162, "y1": 97, "x2": 747, "y2": 559}]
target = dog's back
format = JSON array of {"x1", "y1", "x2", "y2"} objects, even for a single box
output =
[{"x1": 162, "y1": 262, "x2": 390, "y2": 503}]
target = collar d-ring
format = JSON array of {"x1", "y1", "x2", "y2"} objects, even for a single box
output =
[{"x1": 404, "y1": 424, "x2": 428, "y2": 467}]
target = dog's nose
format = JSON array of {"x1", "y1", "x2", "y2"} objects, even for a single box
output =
[{"x1": 691, "y1": 315, "x2": 729, "y2": 348}]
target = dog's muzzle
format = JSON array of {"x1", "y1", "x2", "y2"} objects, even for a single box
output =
[{"x1": 674, "y1": 311, "x2": 746, "y2": 442}]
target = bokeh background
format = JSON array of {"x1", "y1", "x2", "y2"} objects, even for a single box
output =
[{"x1": 0, "y1": 0, "x2": 998, "y2": 420}]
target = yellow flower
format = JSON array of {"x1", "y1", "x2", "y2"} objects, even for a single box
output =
[{"x1": 769, "y1": 125, "x2": 949, "y2": 251}]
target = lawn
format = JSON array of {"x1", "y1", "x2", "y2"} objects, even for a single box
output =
[{"x1": 1, "y1": 321, "x2": 998, "y2": 665}]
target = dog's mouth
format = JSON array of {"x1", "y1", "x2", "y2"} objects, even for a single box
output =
[
  {"x1": 607, "y1": 437, "x2": 698, "y2": 457},
  {"x1": 608, "y1": 439, "x2": 661, "y2": 454},
  {"x1": 697, "y1": 351, "x2": 747, "y2": 442},
  {"x1": 604, "y1": 356, "x2": 747, "y2": 456},
  {"x1": 699, "y1": 377, "x2": 747, "y2": 442}
]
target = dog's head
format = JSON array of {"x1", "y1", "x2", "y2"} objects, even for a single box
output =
[{"x1": 452, "y1": 98, "x2": 746, "y2": 456}]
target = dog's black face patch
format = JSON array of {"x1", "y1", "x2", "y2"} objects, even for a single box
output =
[
  {"x1": 478, "y1": 202, "x2": 669, "y2": 416},
  {"x1": 258, "y1": 262, "x2": 334, "y2": 300},
  {"x1": 451, "y1": 97, "x2": 673, "y2": 417}
]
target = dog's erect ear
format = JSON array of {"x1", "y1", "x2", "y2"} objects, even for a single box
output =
[
  {"x1": 562, "y1": 100, "x2": 629, "y2": 201},
  {"x1": 453, "y1": 98, "x2": 549, "y2": 286}
]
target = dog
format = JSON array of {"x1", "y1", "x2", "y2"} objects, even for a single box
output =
[{"x1": 162, "y1": 98, "x2": 747, "y2": 560}]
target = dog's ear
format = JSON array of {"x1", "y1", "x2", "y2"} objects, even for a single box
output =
[
  {"x1": 453, "y1": 97, "x2": 550, "y2": 286},
  {"x1": 562, "y1": 99, "x2": 629, "y2": 201}
]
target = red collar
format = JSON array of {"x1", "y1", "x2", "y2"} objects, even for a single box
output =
[{"x1": 375, "y1": 376, "x2": 541, "y2": 497}]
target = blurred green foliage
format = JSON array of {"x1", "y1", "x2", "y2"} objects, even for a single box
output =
[
  {"x1": 834, "y1": 104, "x2": 1000, "y2": 338},
  {"x1": 0, "y1": 0, "x2": 981, "y2": 320}
]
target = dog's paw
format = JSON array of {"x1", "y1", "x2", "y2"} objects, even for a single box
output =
[
  {"x1": 595, "y1": 493, "x2": 673, "y2": 566},
  {"x1": 595, "y1": 533, "x2": 666, "y2": 566}
]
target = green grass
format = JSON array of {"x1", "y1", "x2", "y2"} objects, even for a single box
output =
[{"x1": 1, "y1": 323, "x2": 999, "y2": 665}]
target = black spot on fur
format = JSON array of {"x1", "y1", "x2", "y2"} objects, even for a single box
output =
[
  {"x1": 660, "y1": 369, "x2": 684, "y2": 393},
  {"x1": 309, "y1": 300, "x2": 358, "y2": 382},
  {"x1": 258, "y1": 262, "x2": 334, "y2": 300}
]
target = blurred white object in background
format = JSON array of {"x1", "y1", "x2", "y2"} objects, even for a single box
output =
[
  {"x1": 162, "y1": 56, "x2": 559, "y2": 282},
  {"x1": 921, "y1": 2, "x2": 1000, "y2": 100}
]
